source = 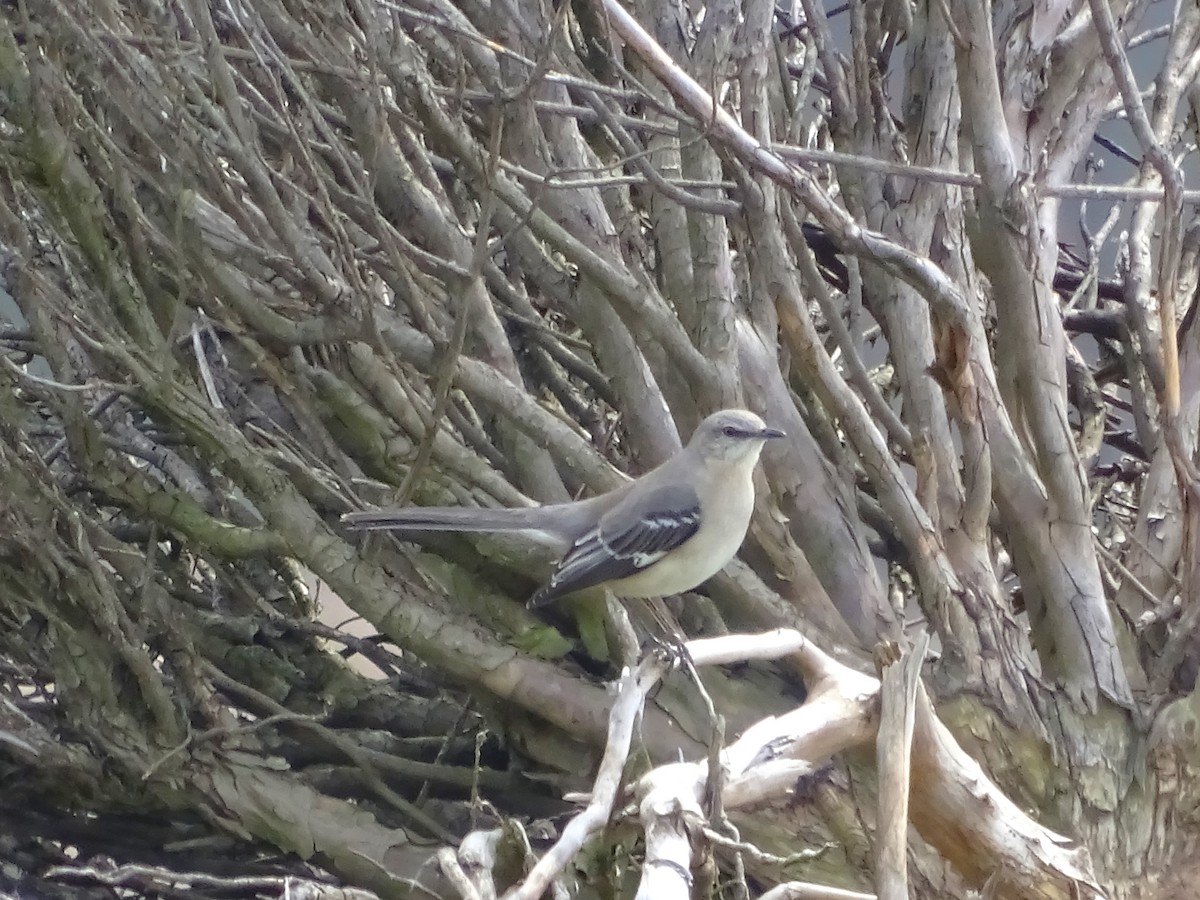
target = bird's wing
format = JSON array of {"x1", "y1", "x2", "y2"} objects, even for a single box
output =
[{"x1": 528, "y1": 481, "x2": 701, "y2": 607}]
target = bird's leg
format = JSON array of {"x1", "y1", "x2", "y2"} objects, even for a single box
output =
[
  {"x1": 642, "y1": 630, "x2": 691, "y2": 670},
  {"x1": 630, "y1": 595, "x2": 692, "y2": 666},
  {"x1": 623, "y1": 596, "x2": 690, "y2": 712}
]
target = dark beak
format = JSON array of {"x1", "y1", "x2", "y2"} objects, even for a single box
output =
[{"x1": 760, "y1": 427, "x2": 786, "y2": 440}]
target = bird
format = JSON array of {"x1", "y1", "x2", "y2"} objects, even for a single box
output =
[{"x1": 341, "y1": 409, "x2": 785, "y2": 608}]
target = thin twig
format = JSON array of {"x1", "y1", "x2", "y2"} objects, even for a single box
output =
[{"x1": 502, "y1": 652, "x2": 670, "y2": 900}]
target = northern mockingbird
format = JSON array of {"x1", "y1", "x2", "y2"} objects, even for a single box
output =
[{"x1": 342, "y1": 409, "x2": 785, "y2": 607}]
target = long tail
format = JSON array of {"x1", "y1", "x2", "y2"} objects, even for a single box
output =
[{"x1": 341, "y1": 505, "x2": 555, "y2": 533}]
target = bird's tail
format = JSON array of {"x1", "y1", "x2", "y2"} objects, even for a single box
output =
[{"x1": 341, "y1": 505, "x2": 556, "y2": 533}]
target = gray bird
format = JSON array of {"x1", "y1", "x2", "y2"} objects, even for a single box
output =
[{"x1": 342, "y1": 409, "x2": 784, "y2": 607}]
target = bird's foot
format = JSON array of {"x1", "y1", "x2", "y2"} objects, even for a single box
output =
[{"x1": 642, "y1": 632, "x2": 692, "y2": 671}]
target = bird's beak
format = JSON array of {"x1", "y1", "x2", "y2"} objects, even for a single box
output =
[{"x1": 760, "y1": 427, "x2": 786, "y2": 440}]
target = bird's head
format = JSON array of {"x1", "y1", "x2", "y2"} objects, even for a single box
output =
[{"x1": 688, "y1": 409, "x2": 786, "y2": 464}]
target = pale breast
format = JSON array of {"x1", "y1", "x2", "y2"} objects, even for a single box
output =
[{"x1": 606, "y1": 459, "x2": 757, "y2": 598}]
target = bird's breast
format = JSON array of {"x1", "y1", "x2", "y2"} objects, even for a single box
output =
[{"x1": 608, "y1": 464, "x2": 757, "y2": 598}]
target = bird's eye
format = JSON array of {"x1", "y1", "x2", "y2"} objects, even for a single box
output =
[{"x1": 722, "y1": 425, "x2": 739, "y2": 438}]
